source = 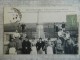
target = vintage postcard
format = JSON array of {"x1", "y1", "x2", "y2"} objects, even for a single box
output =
[{"x1": 3, "y1": 7, "x2": 79, "y2": 55}]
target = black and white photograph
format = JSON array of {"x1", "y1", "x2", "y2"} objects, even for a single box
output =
[{"x1": 3, "y1": 7, "x2": 79, "y2": 55}]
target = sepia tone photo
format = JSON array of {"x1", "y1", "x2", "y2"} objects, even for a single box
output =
[{"x1": 3, "y1": 7, "x2": 79, "y2": 55}]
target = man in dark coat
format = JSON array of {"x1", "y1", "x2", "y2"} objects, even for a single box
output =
[
  {"x1": 21, "y1": 24, "x2": 26, "y2": 32},
  {"x1": 64, "y1": 38, "x2": 74, "y2": 54},
  {"x1": 22, "y1": 38, "x2": 32, "y2": 54},
  {"x1": 36, "y1": 38, "x2": 45, "y2": 54}
]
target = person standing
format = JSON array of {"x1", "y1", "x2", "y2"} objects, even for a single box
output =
[
  {"x1": 21, "y1": 24, "x2": 26, "y2": 32},
  {"x1": 64, "y1": 31, "x2": 71, "y2": 54},
  {"x1": 36, "y1": 38, "x2": 45, "y2": 54},
  {"x1": 47, "y1": 40, "x2": 53, "y2": 54},
  {"x1": 65, "y1": 31, "x2": 70, "y2": 40},
  {"x1": 64, "y1": 38, "x2": 74, "y2": 54},
  {"x1": 58, "y1": 29, "x2": 65, "y2": 45},
  {"x1": 9, "y1": 39, "x2": 17, "y2": 54},
  {"x1": 13, "y1": 30, "x2": 20, "y2": 39},
  {"x1": 16, "y1": 37, "x2": 22, "y2": 54},
  {"x1": 22, "y1": 38, "x2": 32, "y2": 54},
  {"x1": 31, "y1": 38, "x2": 37, "y2": 55},
  {"x1": 53, "y1": 41, "x2": 56, "y2": 54},
  {"x1": 55, "y1": 38, "x2": 63, "y2": 54},
  {"x1": 17, "y1": 23, "x2": 21, "y2": 32},
  {"x1": 44, "y1": 40, "x2": 48, "y2": 54}
]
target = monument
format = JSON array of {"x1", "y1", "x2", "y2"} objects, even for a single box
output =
[{"x1": 36, "y1": 10, "x2": 45, "y2": 39}]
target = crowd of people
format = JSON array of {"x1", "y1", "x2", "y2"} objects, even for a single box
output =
[
  {"x1": 53, "y1": 23, "x2": 78, "y2": 54},
  {"x1": 6, "y1": 23, "x2": 78, "y2": 54},
  {"x1": 8, "y1": 31, "x2": 78, "y2": 54}
]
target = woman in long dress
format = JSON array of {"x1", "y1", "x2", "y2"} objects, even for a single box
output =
[
  {"x1": 47, "y1": 41, "x2": 53, "y2": 54},
  {"x1": 9, "y1": 39, "x2": 17, "y2": 54},
  {"x1": 31, "y1": 39, "x2": 37, "y2": 54}
]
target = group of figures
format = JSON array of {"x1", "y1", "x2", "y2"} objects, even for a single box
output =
[
  {"x1": 53, "y1": 30, "x2": 78, "y2": 54},
  {"x1": 7, "y1": 31, "x2": 78, "y2": 54},
  {"x1": 53, "y1": 23, "x2": 78, "y2": 54},
  {"x1": 6, "y1": 23, "x2": 78, "y2": 54}
]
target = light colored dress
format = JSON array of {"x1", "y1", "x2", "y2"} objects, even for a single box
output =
[
  {"x1": 47, "y1": 46, "x2": 53, "y2": 54},
  {"x1": 31, "y1": 46, "x2": 37, "y2": 55},
  {"x1": 9, "y1": 47, "x2": 17, "y2": 54}
]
